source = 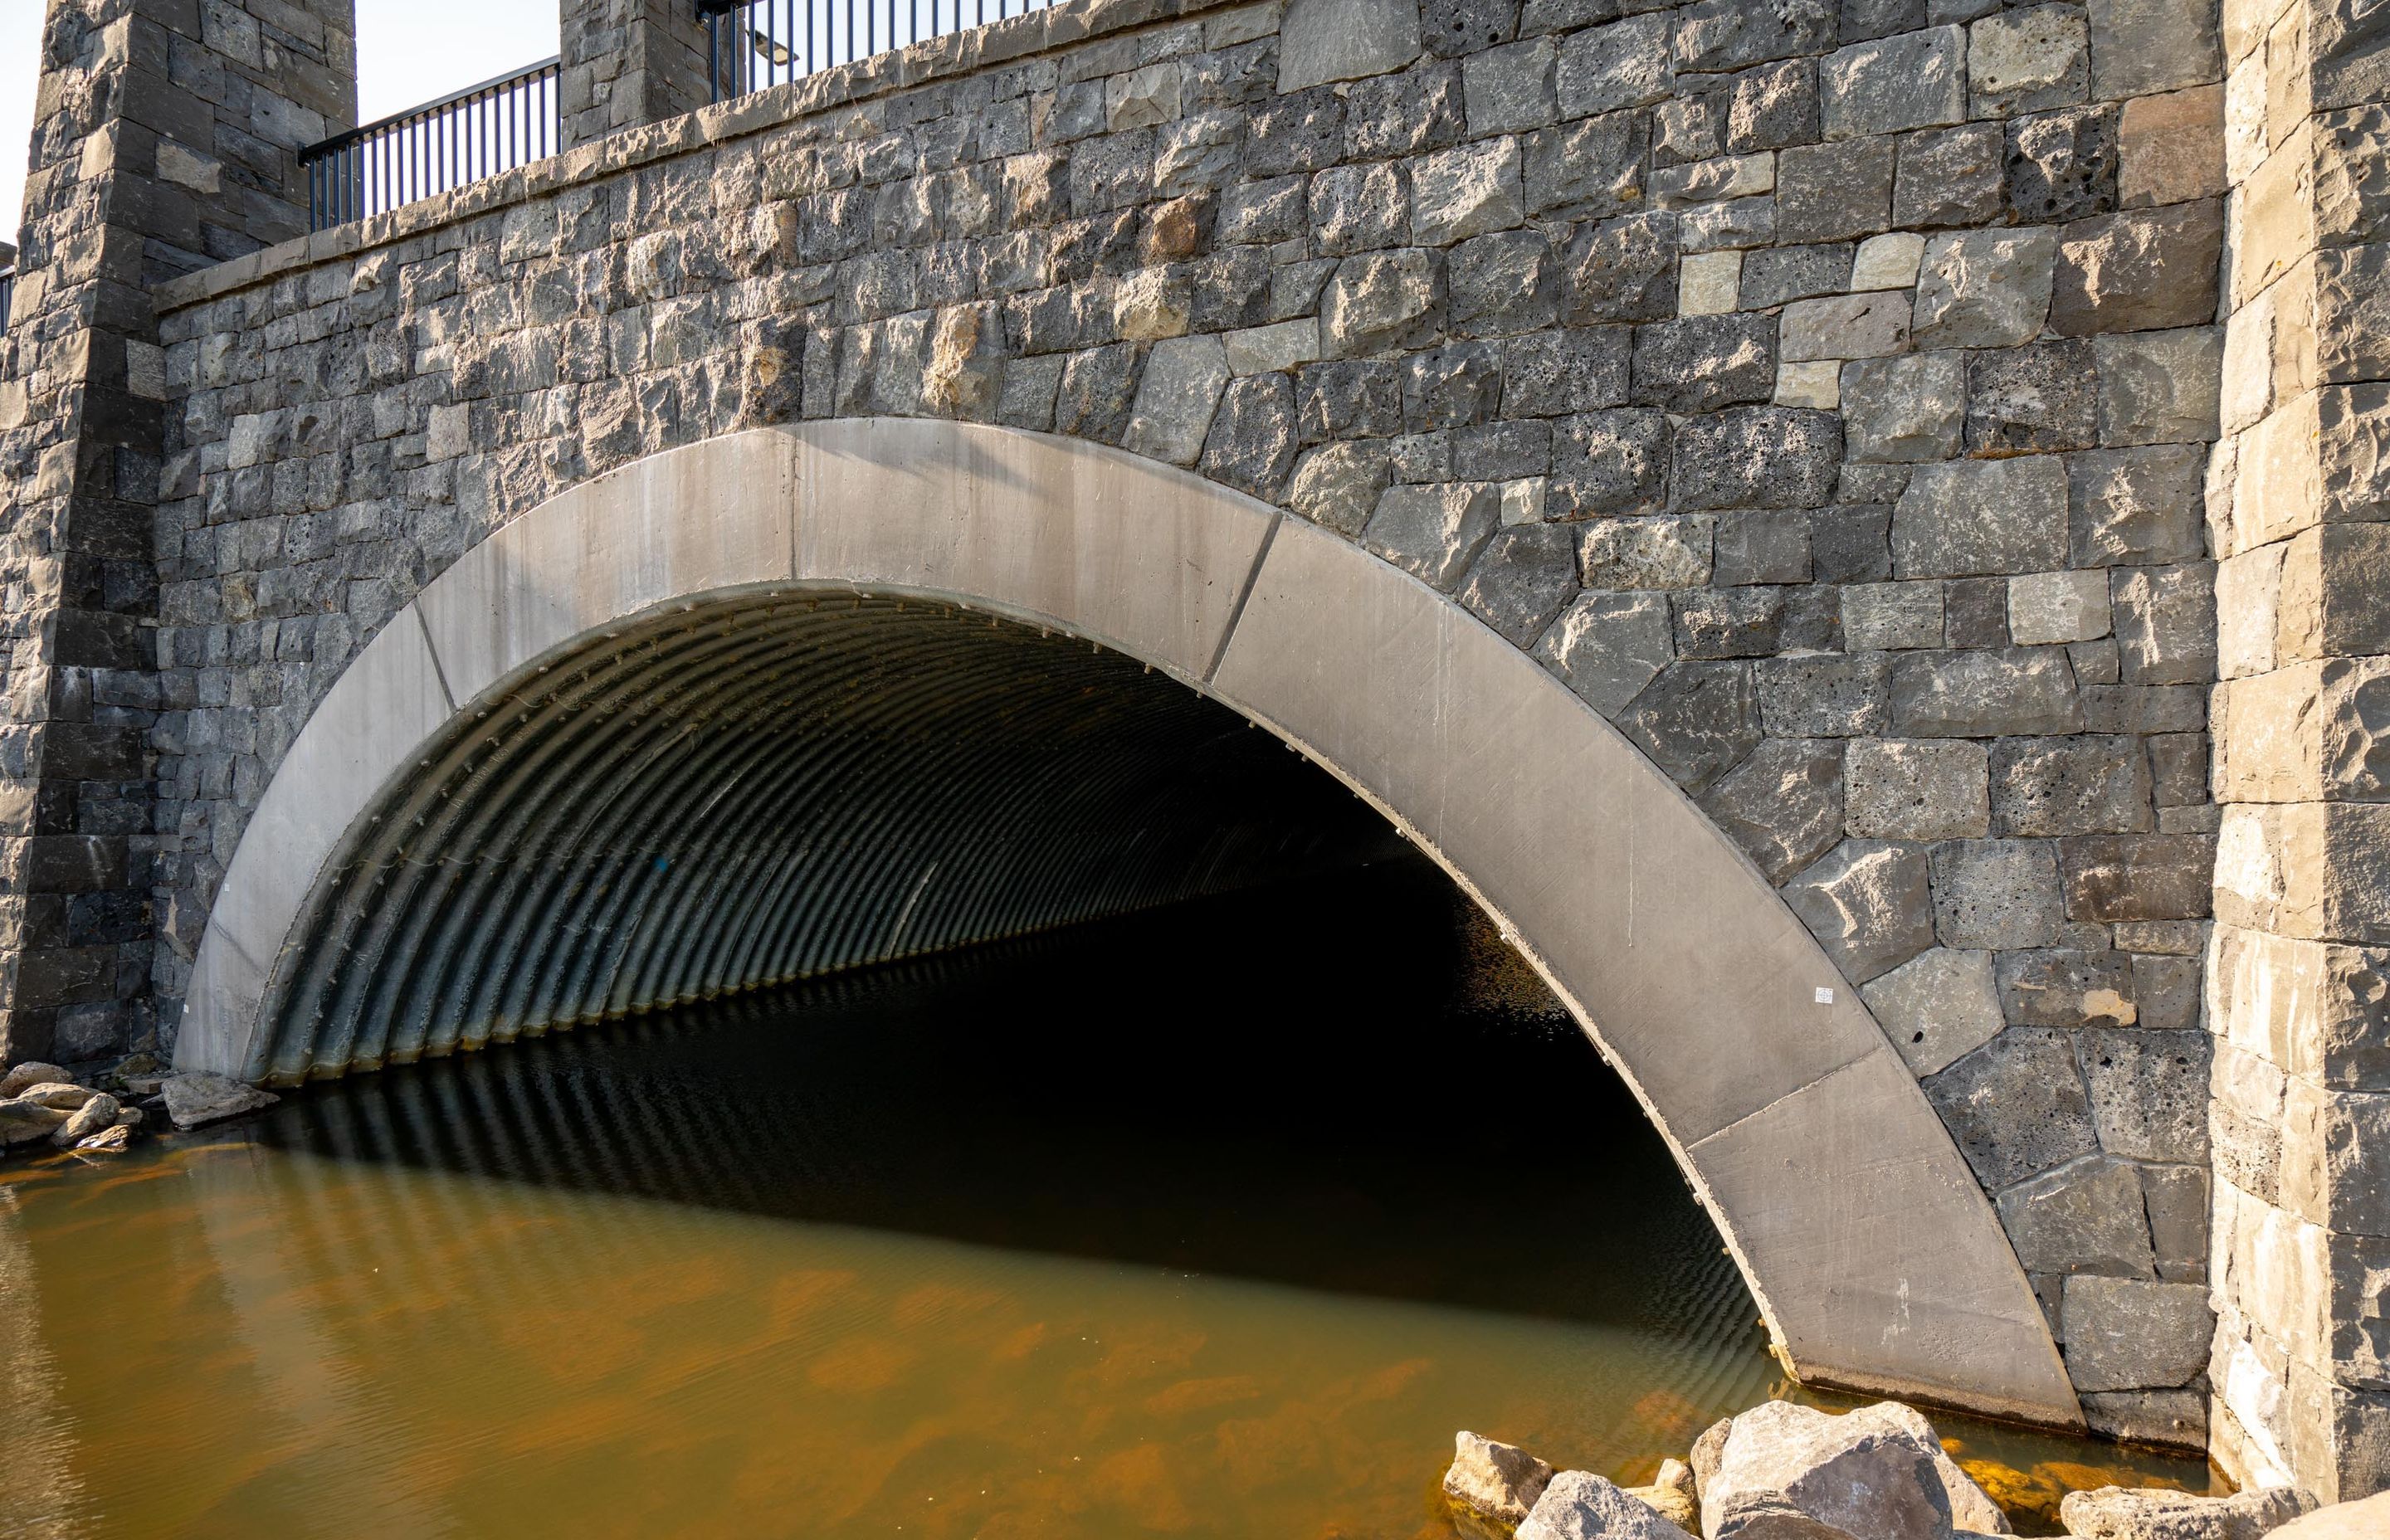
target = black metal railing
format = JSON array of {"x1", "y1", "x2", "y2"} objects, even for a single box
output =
[
  {"x1": 300, "y1": 57, "x2": 561, "y2": 231},
  {"x1": 700, "y1": 0, "x2": 1060, "y2": 102}
]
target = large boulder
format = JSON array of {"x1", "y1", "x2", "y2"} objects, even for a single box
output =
[
  {"x1": 15, "y1": 1082, "x2": 100, "y2": 1111},
  {"x1": 0, "y1": 1099, "x2": 68, "y2": 1145},
  {"x1": 1519, "y1": 1471, "x2": 1696, "y2": 1540},
  {"x1": 1446, "y1": 1431, "x2": 1555, "y2": 1525},
  {"x1": 1627, "y1": 1458, "x2": 1700, "y2": 1531},
  {"x1": 160, "y1": 1073, "x2": 279, "y2": 1130},
  {"x1": 50, "y1": 1093, "x2": 121, "y2": 1147},
  {"x1": 2264, "y1": 1492, "x2": 2390, "y2": 1540},
  {"x1": 2057, "y1": 1485, "x2": 2317, "y2": 1540},
  {"x1": 0, "y1": 1062, "x2": 69, "y2": 1098},
  {"x1": 1697, "y1": 1401, "x2": 2011, "y2": 1540}
]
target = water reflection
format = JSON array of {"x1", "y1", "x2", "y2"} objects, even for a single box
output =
[{"x1": 0, "y1": 862, "x2": 2211, "y2": 1538}]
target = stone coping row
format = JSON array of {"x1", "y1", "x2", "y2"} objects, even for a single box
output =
[{"x1": 152, "y1": 0, "x2": 1255, "y2": 314}]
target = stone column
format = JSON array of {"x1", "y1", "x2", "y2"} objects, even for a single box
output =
[
  {"x1": 2207, "y1": 0, "x2": 2390, "y2": 1499},
  {"x1": 0, "y1": 0, "x2": 354, "y2": 1066},
  {"x1": 558, "y1": 0, "x2": 717, "y2": 151}
]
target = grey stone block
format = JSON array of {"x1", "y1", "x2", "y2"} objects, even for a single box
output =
[
  {"x1": 2009, "y1": 569, "x2": 2112, "y2": 645},
  {"x1": 1932, "y1": 837, "x2": 2067, "y2": 949},
  {"x1": 1712, "y1": 509, "x2": 1813, "y2": 586},
  {"x1": 1424, "y1": 0, "x2": 1521, "y2": 56},
  {"x1": 1913, "y1": 227, "x2": 2060, "y2": 348},
  {"x1": 1969, "y1": 4, "x2": 2090, "y2": 117},
  {"x1": 1631, "y1": 314, "x2": 1778, "y2": 413},
  {"x1": 1505, "y1": 329, "x2": 1632, "y2": 415},
  {"x1": 2093, "y1": 329, "x2": 2220, "y2": 446},
  {"x1": 1778, "y1": 138, "x2": 1896, "y2": 243},
  {"x1": 1893, "y1": 124, "x2": 2007, "y2": 228},
  {"x1": 1967, "y1": 340, "x2": 2098, "y2": 455},
  {"x1": 1812, "y1": 505, "x2": 1894, "y2": 582},
  {"x1": 1561, "y1": 212, "x2": 1678, "y2": 324},
  {"x1": 1311, "y1": 163, "x2": 1411, "y2": 255},
  {"x1": 2057, "y1": 832, "x2": 2213, "y2": 922},
  {"x1": 1992, "y1": 734, "x2": 2153, "y2": 837},
  {"x1": 1296, "y1": 360, "x2": 1405, "y2": 442},
  {"x1": 1451, "y1": 230, "x2": 1561, "y2": 337},
  {"x1": 1404, "y1": 343, "x2": 1505, "y2": 429},
  {"x1": 1524, "y1": 111, "x2": 1651, "y2": 222},
  {"x1": 1277, "y1": 0, "x2": 1423, "y2": 92},
  {"x1": 2061, "y1": 1275, "x2": 2211, "y2": 1391},
  {"x1": 1580, "y1": 514, "x2": 1712, "y2": 588},
  {"x1": 1821, "y1": 27, "x2": 1968, "y2": 140},
  {"x1": 1553, "y1": 410, "x2": 1671, "y2": 515},
  {"x1": 1462, "y1": 37, "x2": 1557, "y2": 134},
  {"x1": 1739, "y1": 244, "x2": 1853, "y2": 309},
  {"x1": 2067, "y1": 446, "x2": 2207, "y2": 567},
  {"x1": 1781, "y1": 292, "x2": 1913, "y2": 363},
  {"x1": 1892, "y1": 647, "x2": 2085, "y2": 736},
  {"x1": 2112, "y1": 561, "x2": 2216, "y2": 686},
  {"x1": 1997, "y1": 948, "x2": 2135, "y2": 1027},
  {"x1": 1996, "y1": 1153, "x2": 2158, "y2": 1275},
  {"x1": 1363, "y1": 480, "x2": 1503, "y2": 588},
  {"x1": 1729, "y1": 60, "x2": 1821, "y2": 153},
  {"x1": 1673, "y1": 0, "x2": 1837, "y2": 72},
  {"x1": 1674, "y1": 587, "x2": 1791, "y2": 658},
  {"x1": 1286, "y1": 440, "x2": 1396, "y2": 534},
  {"x1": 2085, "y1": 0, "x2": 2220, "y2": 100},
  {"x1": 1669, "y1": 407, "x2": 1841, "y2": 511},
  {"x1": 2006, "y1": 106, "x2": 2119, "y2": 225},
  {"x1": 1198, "y1": 373, "x2": 1300, "y2": 498},
  {"x1": 1412, "y1": 137, "x2": 1526, "y2": 245},
  {"x1": 1321, "y1": 249, "x2": 1444, "y2": 355},
  {"x1": 1557, "y1": 14, "x2": 1675, "y2": 117},
  {"x1": 1617, "y1": 660, "x2": 1762, "y2": 792},
  {"x1": 1865, "y1": 945, "x2": 2007, "y2": 1075},
  {"x1": 2082, "y1": 1026, "x2": 2210, "y2": 1162},
  {"x1": 1458, "y1": 523, "x2": 1578, "y2": 645},
  {"x1": 1847, "y1": 738, "x2": 1990, "y2": 840},
  {"x1": 1892, "y1": 456, "x2": 2069, "y2": 578},
  {"x1": 1700, "y1": 737, "x2": 1846, "y2": 884},
  {"x1": 1783, "y1": 838, "x2": 1939, "y2": 983},
  {"x1": 1122, "y1": 334, "x2": 1229, "y2": 465},
  {"x1": 2050, "y1": 203, "x2": 2222, "y2": 338},
  {"x1": 1536, "y1": 589, "x2": 1675, "y2": 713},
  {"x1": 1845, "y1": 582, "x2": 1948, "y2": 651},
  {"x1": 1844, "y1": 354, "x2": 1968, "y2": 465},
  {"x1": 1925, "y1": 1026, "x2": 2100, "y2": 1187},
  {"x1": 1753, "y1": 652, "x2": 1895, "y2": 736},
  {"x1": 1348, "y1": 61, "x2": 1468, "y2": 158}
]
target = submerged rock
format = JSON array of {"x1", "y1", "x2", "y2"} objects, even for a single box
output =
[
  {"x1": 1519, "y1": 1470, "x2": 1696, "y2": 1540},
  {"x1": 160, "y1": 1073, "x2": 279, "y2": 1130},
  {"x1": 51, "y1": 1093, "x2": 122, "y2": 1148},
  {"x1": 1446, "y1": 1430, "x2": 1556, "y2": 1525},
  {"x1": 1627, "y1": 1458, "x2": 1700, "y2": 1531},
  {"x1": 2058, "y1": 1485, "x2": 2317, "y2": 1540},
  {"x1": 1698, "y1": 1400, "x2": 2010, "y2": 1540},
  {"x1": 0, "y1": 1062, "x2": 69, "y2": 1098},
  {"x1": 73, "y1": 1123, "x2": 133, "y2": 1154},
  {"x1": 0, "y1": 1099, "x2": 69, "y2": 1145}
]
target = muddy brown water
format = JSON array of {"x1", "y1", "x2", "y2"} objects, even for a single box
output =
[{"x1": 0, "y1": 863, "x2": 2211, "y2": 1538}]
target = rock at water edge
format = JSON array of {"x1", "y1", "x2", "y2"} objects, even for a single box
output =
[
  {"x1": 1520, "y1": 1470, "x2": 1697, "y2": 1540},
  {"x1": 2058, "y1": 1485, "x2": 2318, "y2": 1540},
  {"x1": 160, "y1": 1074, "x2": 280, "y2": 1130},
  {"x1": 1445, "y1": 1430, "x2": 1555, "y2": 1524}
]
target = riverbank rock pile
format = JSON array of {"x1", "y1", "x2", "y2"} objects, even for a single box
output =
[
  {"x1": 0, "y1": 1059, "x2": 280, "y2": 1157},
  {"x1": 1443, "y1": 1400, "x2": 2358, "y2": 1540}
]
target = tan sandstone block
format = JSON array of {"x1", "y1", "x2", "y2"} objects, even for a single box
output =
[
  {"x1": 2231, "y1": 389, "x2": 2321, "y2": 554},
  {"x1": 2234, "y1": 121, "x2": 2318, "y2": 307},
  {"x1": 2122, "y1": 85, "x2": 2227, "y2": 207}
]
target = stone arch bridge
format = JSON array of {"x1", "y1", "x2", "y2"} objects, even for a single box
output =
[{"x1": 4, "y1": 0, "x2": 2388, "y2": 1496}]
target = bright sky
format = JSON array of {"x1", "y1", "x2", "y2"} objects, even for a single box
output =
[{"x1": 2, "y1": 0, "x2": 558, "y2": 257}]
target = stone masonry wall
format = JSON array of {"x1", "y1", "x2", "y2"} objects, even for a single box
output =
[
  {"x1": 132, "y1": 0, "x2": 2236, "y2": 1426},
  {"x1": 559, "y1": 0, "x2": 718, "y2": 151},
  {"x1": 0, "y1": 0, "x2": 353, "y2": 1067},
  {"x1": 2204, "y1": 0, "x2": 2390, "y2": 1498}
]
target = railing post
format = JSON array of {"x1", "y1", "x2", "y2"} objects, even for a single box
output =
[{"x1": 558, "y1": 0, "x2": 717, "y2": 150}]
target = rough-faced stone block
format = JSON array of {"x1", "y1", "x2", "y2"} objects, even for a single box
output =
[
  {"x1": 1412, "y1": 137, "x2": 1526, "y2": 245},
  {"x1": 1893, "y1": 124, "x2": 2007, "y2": 228},
  {"x1": 1893, "y1": 456, "x2": 2071, "y2": 578},
  {"x1": 1997, "y1": 1153, "x2": 2158, "y2": 1274},
  {"x1": 2112, "y1": 561, "x2": 2216, "y2": 685},
  {"x1": 1363, "y1": 480, "x2": 1502, "y2": 588},
  {"x1": 2085, "y1": 0, "x2": 2222, "y2": 100},
  {"x1": 1846, "y1": 582, "x2": 1947, "y2": 651},
  {"x1": 1700, "y1": 737, "x2": 1847, "y2": 883},
  {"x1": 1891, "y1": 648, "x2": 2085, "y2": 737},
  {"x1": 1965, "y1": 339, "x2": 2097, "y2": 455},
  {"x1": 1729, "y1": 59, "x2": 1821, "y2": 152},
  {"x1": 2119, "y1": 85, "x2": 2225, "y2": 208},
  {"x1": 1552, "y1": 409, "x2": 1671, "y2": 515},
  {"x1": 1536, "y1": 589, "x2": 1675, "y2": 713},
  {"x1": 1777, "y1": 138, "x2": 1896, "y2": 242},
  {"x1": 1713, "y1": 509, "x2": 1814, "y2": 585},
  {"x1": 1971, "y1": 5, "x2": 2091, "y2": 117},
  {"x1": 1669, "y1": 407, "x2": 1841, "y2": 510},
  {"x1": 1458, "y1": 522, "x2": 1578, "y2": 645},
  {"x1": 1780, "y1": 291, "x2": 1913, "y2": 363},
  {"x1": 1992, "y1": 734, "x2": 2153, "y2": 836},
  {"x1": 2068, "y1": 446, "x2": 2207, "y2": 568},
  {"x1": 1933, "y1": 838, "x2": 2069, "y2": 949},
  {"x1": 1672, "y1": 0, "x2": 1838, "y2": 72},
  {"x1": 1322, "y1": 248, "x2": 1443, "y2": 355},
  {"x1": 1926, "y1": 1026, "x2": 2101, "y2": 1186},
  {"x1": 1311, "y1": 163, "x2": 1412, "y2": 255},
  {"x1": 2093, "y1": 329, "x2": 2221, "y2": 446},
  {"x1": 1463, "y1": 37, "x2": 1557, "y2": 133},
  {"x1": 1524, "y1": 111, "x2": 1651, "y2": 222},
  {"x1": 2051, "y1": 203, "x2": 2224, "y2": 337},
  {"x1": 1580, "y1": 514, "x2": 1713, "y2": 588},
  {"x1": 2317, "y1": 105, "x2": 2390, "y2": 246},
  {"x1": 1286, "y1": 440, "x2": 1395, "y2": 534},
  {"x1": 1557, "y1": 13, "x2": 1675, "y2": 116},
  {"x1": 2061, "y1": 1275, "x2": 2211, "y2": 1391},
  {"x1": 1743, "y1": 244, "x2": 1855, "y2": 308},
  {"x1": 1617, "y1": 660, "x2": 1762, "y2": 792},
  {"x1": 1562, "y1": 212, "x2": 1678, "y2": 324},
  {"x1": 1675, "y1": 587, "x2": 1792, "y2": 658},
  {"x1": 1278, "y1": 0, "x2": 1424, "y2": 92},
  {"x1": 2010, "y1": 569, "x2": 2113, "y2": 645},
  {"x1": 2061, "y1": 832, "x2": 2213, "y2": 920},
  {"x1": 2082, "y1": 1026, "x2": 2211, "y2": 1161},
  {"x1": 1913, "y1": 227, "x2": 2060, "y2": 348},
  {"x1": 2007, "y1": 105, "x2": 2119, "y2": 224},
  {"x1": 1122, "y1": 334, "x2": 1229, "y2": 465},
  {"x1": 1783, "y1": 838, "x2": 1939, "y2": 982},
  {"x1": 1847, "y1": 738, "x2": 1990, "y2": 840},
  {"x1": 1866, "y1": 946, "x2": 2007, "y2": 1075},
  {"x1": 1631, "y1": 314, "x2": 1778, "y2": 413},
  {"x1": 1843, "y1": 354, "x2": 1967, "y2": 464},
  {"x1": 1821, "y1": 27, "x2": 1968, "y2": 139},
  {"x1": 1754, "y1": 654, "x2": 1895, "y2": 737},
  {"x1": 1450, "y1": 229, "x2": 1560, "y2": 336},
  {"x1": 1198, "y1": 373, "x2": 1300, "y2": 498}
]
